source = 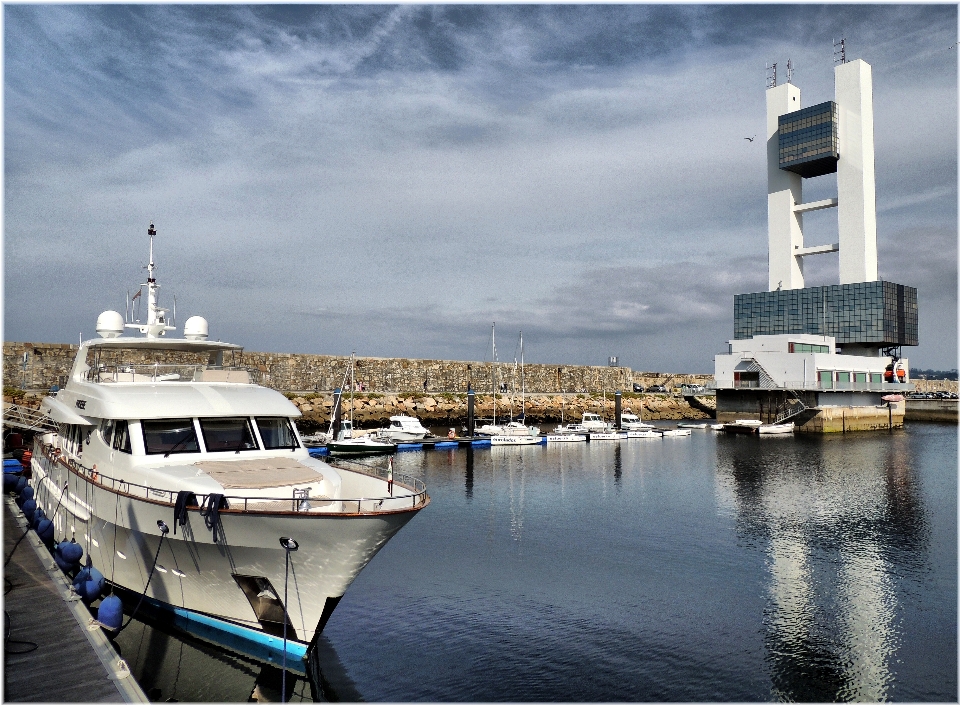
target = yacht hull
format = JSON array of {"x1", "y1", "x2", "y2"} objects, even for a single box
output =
[{"x1": 32, "y1": 445, "x2": 425, "y2": 648}]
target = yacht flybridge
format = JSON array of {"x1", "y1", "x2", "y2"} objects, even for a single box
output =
[{"x1": 31, "y1": 224, "x2": 428, "y2": 652}]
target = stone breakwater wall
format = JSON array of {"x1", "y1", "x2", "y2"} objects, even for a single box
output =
[
  {"x1": 2, "y1": 341, "x2": 712, "y2": 396},
  {"x1": 289, "y1": 392, "x2": 715, "y2": 430}
]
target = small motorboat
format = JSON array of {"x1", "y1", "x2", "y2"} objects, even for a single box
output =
[
  {"x1": 587, "y1": 431, "x2": 621, "y2": 441},
  {"x1": 545, "y1": 433, "x2": 587, "y2": 443},
  {"x1": 658, "y1": 428, "x2": 692, "y2": 437},
  {"x1": 757, "y1": 422, "x2": 795, "y2": 435},
  {"x1": 620, "y1": 410, "x2": 654, "y2": 430},
  {"x1": 490, "y1": 435, "x2": 543, "y2": 446},
  {"x1": 376, "y1": 415, "x2": 431, "y2": 441},
  {"x1": 326, "y1": 435, "x2": 396, "y2": 455},
  {"x1": 623, "y1": 429, "x2": 660, "y2": 439}
]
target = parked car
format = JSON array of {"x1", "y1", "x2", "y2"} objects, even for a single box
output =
[
  {"x1": 632, "y1": 383, "x2": 644, "y2": 392},
  {"x1": 647, "y1": 385, "x2": 667, "y2": 393}
]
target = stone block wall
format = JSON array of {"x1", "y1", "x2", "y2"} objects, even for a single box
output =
[{"x1": 3, "y1": 341, "x2": 712, "y2": 395}]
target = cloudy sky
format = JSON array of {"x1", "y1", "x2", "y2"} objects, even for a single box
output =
[{"x1": 4, "y1": 4, "x2": 957, "y2": 373}]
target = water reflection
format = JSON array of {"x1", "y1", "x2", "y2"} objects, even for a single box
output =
[
  {"x1": 111, "y1": 611, "x2": 361, "y2": 701},
  {"x1": 464, "y1": 446, "x2": 474, "y2": 499},
  {"x1": 716, "y1": 432, "x2": 924, "y2": 701},
  {"x1": 613, "y1": 443, "x2": 622, "y2": 487}
]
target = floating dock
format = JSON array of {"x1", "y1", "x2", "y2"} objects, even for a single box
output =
[{"x1": 3, "y1": 497, "x2": 149, "y2": 702}]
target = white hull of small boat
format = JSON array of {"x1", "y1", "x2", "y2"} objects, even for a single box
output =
[
  {"x1": 624, "y1": 430, "x2": 660, "y2": 439},
  {"x1": 545, "y1": 434, "x2": 587, "y2": 443},
  {"x1": 658, "y1": 428, "x2": 692, "y2": 437},
  {"x1": 588, "y1": 432, "x2": 621, "y2": 441},
  {"x1": 327, "y1": 436, "x2": 396, "y2": 455},
  {"x1": 490, "y1": 435, "x2": 542, "y2": 446},
  {"x1": 758, "y1": 422, "x2": 795, "y2": 435},
  {"x1": 677, "y1": 422, "x2": 708, "y2": 429}
]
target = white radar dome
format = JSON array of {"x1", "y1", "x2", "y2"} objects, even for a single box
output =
[
  {"x1": 96, "y1": 311, "x2": 125, "y2": 338},
  {"x1": 183, "y1": 316, "x2": 209, "y2": 341}
]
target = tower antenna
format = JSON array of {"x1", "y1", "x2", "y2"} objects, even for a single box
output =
[
  {"x1": 786, "y1": 58, "x2": 794, "y2": 84},
  {"x1": 833, "y1": 37, "x2": 847, "y2": 65},
  {"x1": 765, "y1": 61, "x2": 778, "y2": 89}
]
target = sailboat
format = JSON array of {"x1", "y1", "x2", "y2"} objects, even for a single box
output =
[
  {"x1": 475, "y1": 324, "x2": 506, "y2": 436},
  {"x1": 326, "y1": 353, "x2": 395, "y2": 456},
  {"x1": 489, "y1": 331, "x2": 542, "y2": 445}
]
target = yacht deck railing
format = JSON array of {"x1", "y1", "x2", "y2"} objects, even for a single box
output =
[
  {"x1": 35, "y1": 443, "x2": 427, "y2": 515},
  {"x1": 86, "y1": 363, "x2": 263, "y2": 385}
]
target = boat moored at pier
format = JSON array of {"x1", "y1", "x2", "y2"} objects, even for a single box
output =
[{"x1": 30, "y1": 224, "x2": 428, "y2": 653}]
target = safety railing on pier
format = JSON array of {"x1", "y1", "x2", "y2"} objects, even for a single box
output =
[
  {"x1": 34, "y1": 443, "x2": 427, "y2": 515},
  {"x1": 710, "y1": 380, "x2": 915, "y2": 392},
  {"x1": 3, "y1": 402, "x2": 58, "y2": 433}
]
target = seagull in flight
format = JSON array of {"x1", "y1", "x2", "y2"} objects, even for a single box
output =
[{"x1": 744, "y1": 135, "x2": 757, "y2": 142}]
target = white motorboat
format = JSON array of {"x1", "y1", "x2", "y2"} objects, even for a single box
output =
[
  {"x1": 376, "y1": 415, "x2": 430, "y2": 442},
  {"x1": 677, "y1": 422, "x2": 709, "y2": 429},
  {"x1": 620, "y1": 409, "x2": 654, "y2": 430},
  {"x1": 723, "y1": 419, "x2": 764, "y2": 434},
  {"x1": 587, "y1": 431, "x2": 621, "y2": 441},
  {"x1": 326, "y1": 434, "x2": 396, "y2": 455},
  {"x1": 758, "y1": 422, "x2": 795, "y2": 435},
  {"x1": 551, "y1": 423, "x2": 588, "y2": 435},
  {"x1": 658, "y1": 428, "x2": 692, "y2": 437},
  {"x1": 580, "y1": 412, "x2": 611, "y2": 432},
  {"x1": 623, "y1": 429, "x2": 660, "y2": 439},
  {"x1": 490, "y1": 435, "x2": 542, "y2": 446},
  {"x1": 30, "y1": 224, "x2": 427, "y2": 652},
  {"x1": 545, "y1": 433, "x2": 587, "y2": 443}
]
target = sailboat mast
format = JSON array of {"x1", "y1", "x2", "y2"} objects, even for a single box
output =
[
  {"x1": 492, "y1": 323, "x2": 497, "y2": 425},
  {"x1": 520, "y1": 330, "x2": 525, "y2": 418}
]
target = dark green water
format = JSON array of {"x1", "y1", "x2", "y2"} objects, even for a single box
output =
[{"x1": 114, "y1": 422, "x2": 957, "y2": 701}]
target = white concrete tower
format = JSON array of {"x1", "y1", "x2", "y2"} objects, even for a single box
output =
[
  {"x1": 767, "y1": 82, "x2": 804, "y2": 291},
  {"x1": 835, "y1": 59, "x2": 878, "y2": 283}
]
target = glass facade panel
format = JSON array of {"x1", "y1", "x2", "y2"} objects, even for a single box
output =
[
  {"x1": 778, "y1": 102, "x2": 839, "y2": 178},
  {"x1": 734, "y1": 281, "x2": 919, "y2": 347}
]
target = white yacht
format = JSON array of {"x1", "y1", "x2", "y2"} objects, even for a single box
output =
[
  {"x1": 377, "y1": 415, "x2": 431, "y2": 442},
  {"x1": 30, "y1": 225, "x2": 428, "y2": 652}
]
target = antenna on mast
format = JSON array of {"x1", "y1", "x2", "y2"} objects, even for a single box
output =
[
  {"x1": 765, "y1": 62, "x2": 778, "y2": 89},
  {"x1": 833, "y1": 37, "x2": 847, "y2": 65},
  {"x1": 786, "y1": 58, "x2": 794, "y2": 84},
  {"x1": 124, "y1": 222, "x2": 176, "y2": 338}
]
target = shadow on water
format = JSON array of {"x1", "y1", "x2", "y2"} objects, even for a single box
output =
[
  {"x1": 715, "y1": 430, "x2": 934, "y2": 701},
  {"x1": 110, "y1": 607, "x2": 363, "y2": 702}
]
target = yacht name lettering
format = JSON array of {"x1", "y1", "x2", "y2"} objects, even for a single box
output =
[{"x1": 75, "y1": 400, "x2": 87, "y2": 409}]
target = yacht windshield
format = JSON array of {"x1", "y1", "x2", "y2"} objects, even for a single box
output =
[
  {"x1": 256, "y1": 417, "x2": 299, "y2": 449},
  {"x1": 200, "y1": 417, "x2": 258, "y2": 452},
  {"x1": 142, "y1": 419, "x2": 198, "y2": 455}
]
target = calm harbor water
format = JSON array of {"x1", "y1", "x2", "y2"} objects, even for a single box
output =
[{"x1": 112, "y1": 422, "x2": 957, "y2": 702}]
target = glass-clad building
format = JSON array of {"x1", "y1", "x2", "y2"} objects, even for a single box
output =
[
  {"x1": 734, "y1": 281, "x2": 918, "y2": 347},
  {"x1": 778, "y1": 101, "x2": 839, "y2": 179}
]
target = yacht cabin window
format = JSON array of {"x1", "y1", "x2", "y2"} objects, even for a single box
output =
[
  {"x1": 142, "y1": 419, "x2": 198, "y2": 455},
  {"x1": 255, "y1": 417, "x2": 300, "y2": 450},
  {"x1": 113, "y1": 420, "x2": 133, "y2": 454},
  {"x1": 101, "y1": 419, "x2": 115, "y2": 448},
  {"x1": 199, "y1": 417, "x2": 258, "y2": 452}
]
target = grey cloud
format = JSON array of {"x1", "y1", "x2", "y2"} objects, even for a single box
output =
[{"x1": 4, "y1": 5, "x2": 957, "y2": 373}]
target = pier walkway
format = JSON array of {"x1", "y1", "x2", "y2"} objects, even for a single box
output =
[{"x1": 3, "y1": 499, "x2": 148, "y2": 702}]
